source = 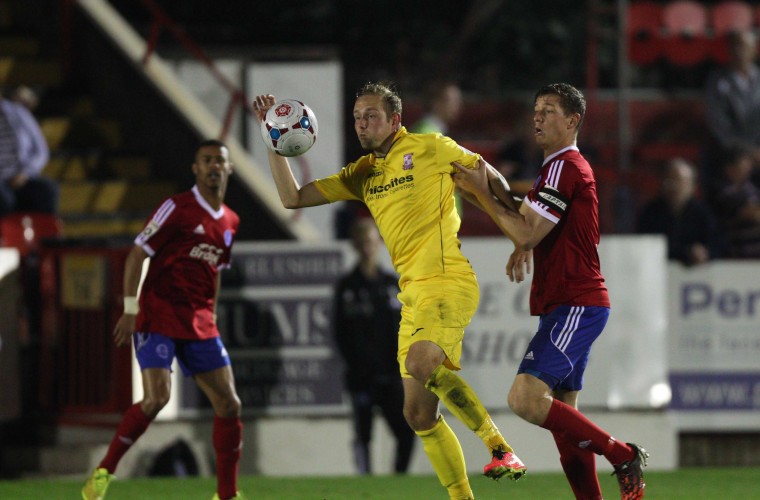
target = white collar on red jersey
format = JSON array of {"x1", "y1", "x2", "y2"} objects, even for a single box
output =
[
  {"x1": 542, "y1": 145, "x2": 579, "y2": 167},
  {"x1": 192, "y1": 185, "x2": 225, "y2": 220}
]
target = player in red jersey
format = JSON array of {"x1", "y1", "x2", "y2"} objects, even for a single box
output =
[
  {"x1": 82, "y1": 140, "x2": 244, "y2": 500},
  {"x1": 453, "y1": 83, "x2": 648, "y2": 500}
]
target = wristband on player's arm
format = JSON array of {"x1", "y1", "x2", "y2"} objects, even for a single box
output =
[{"x1": 123, "y1": 296, "x2": 139, "y2": 315}]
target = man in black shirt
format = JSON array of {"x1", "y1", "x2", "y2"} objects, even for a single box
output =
[
  {"x1": 333, "y1": 218, "x2": 415, "y2": 474},
  {"x1": 636, "y1": 158, "x2": 725, "y2": 266}
]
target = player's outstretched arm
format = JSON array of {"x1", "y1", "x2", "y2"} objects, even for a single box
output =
[
  {"x1": 455, "y1": 184, "x2": 484, "y2": 210},
  {"x1": 453, "y1": 161, "x2": 552, "y2": 249},
  {"x1": 266, "y1": 149, "x2": 328, "y2": 208},
  {"x1": 252, "y1": 94, "x2": 329, "y2": 209},
  {"x1": 453, "y1": 159, "x2": 519, "y2": 213},
  {"x1": 453, "y1": 160, "x2": 519, "y2": 239}
]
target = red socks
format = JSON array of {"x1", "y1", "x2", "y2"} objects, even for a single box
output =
[
  {"x1": 98, "y1": 404, "x2": 243, "y2": 500},
  {"x1": 552, "y1": 430, "x2": 602, "y2": 500},
  {"x1": 99, "y1": 403, "x2": 152, "y2": 473},
  {"x1": 213, "y1": 415, "x2": 243, "y2": 500},
  {"x1": 541, "y1": 398, "x2": 633, "y2": 466}
]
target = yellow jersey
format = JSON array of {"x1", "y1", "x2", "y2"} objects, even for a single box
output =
[{"x1": 314, "y1": 127, "x2": 479, "y2": 288}]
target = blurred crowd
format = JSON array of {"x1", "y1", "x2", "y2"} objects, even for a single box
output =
[{"x1": 636, "y1": 29, "x2": 760, "y2": 265}]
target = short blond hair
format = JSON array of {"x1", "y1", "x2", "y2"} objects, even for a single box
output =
[{"x1": 356, "y1": 82, "x2": 402, "y2": 117}]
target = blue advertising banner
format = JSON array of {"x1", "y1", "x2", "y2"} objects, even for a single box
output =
[
  {"x1": 198, "y1": 242, "x2": 350, "y2": 416},
  {"x1": 667, "y1": 261, "x2": 760, "y2": 428},
  {"x1": 670, "y1": 372, "x2": 760, "y2": 410}
]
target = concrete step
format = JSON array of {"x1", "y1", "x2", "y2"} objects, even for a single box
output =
[
  {"x1": 2, "y1": 423, "x2": 213, "y2": 478},
  {"x1": 1, "y1": 443, "x2": 107, "y2": 476}
]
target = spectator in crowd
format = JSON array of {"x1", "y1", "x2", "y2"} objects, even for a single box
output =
[
  {"x1": 11, "y1": 85, "x2": 40, "y2": 112},
  {"x1": 411, "y1": 81, "x2": 466, "y2": 217},
  {"x1": 704, "y1": 29, "x2": 760, "y2": 187},
  {"x1": 494, "y1": 104, "x2": 543, "y2": 197},
  {"x1": 709, "y1": 146, "x2": 760, "y2": 258},
  {"x1": 0, "y1": 90, "x2": 57, "y2": 218},
  {"x1": 410, "y1": 81, "x2": 463, "y2": 136},
  {"x1": 636, "y1": 158, "x2": 725, "y2": 266},
  {"x1": 333, "y1": 218, "x2": 415, "y2": 475},
  {"x1": 334, "y1": 200, "x2": 370, "y2": 240}
]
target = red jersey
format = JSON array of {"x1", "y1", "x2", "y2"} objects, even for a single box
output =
[
  {"x1": 525, "y1": 146, "x2": 609, "y2": 315},
  {"x1": 134, "y1": 185, "x2": 239, "y2": 339}
]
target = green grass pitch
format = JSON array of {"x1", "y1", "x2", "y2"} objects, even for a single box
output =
[{"x1": 1, "y1": 468, "x2": 759, "y2": 499}]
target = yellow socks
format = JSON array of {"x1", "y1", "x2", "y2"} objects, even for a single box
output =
[
  {"x1": 476, "y1": 415, "x2": 514, "y2": 454},
  {"x1": 416, "y1": 415, "x2": 474, "y2": 500},
  {"x1": 425, "y1": 365, "x2": 513, "y2": 454}
]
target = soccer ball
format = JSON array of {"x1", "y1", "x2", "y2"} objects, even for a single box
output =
[{"x1": 260, "y1": 99, "x2": 318, "y2": 157}]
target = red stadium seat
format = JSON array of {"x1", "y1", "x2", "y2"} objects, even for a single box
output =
[
  {"x1": 664, "y1": 0, "x2": 709, "y2": 34},
  {"x1": 712, "y1": 0, "x2": 753, "y2": 35},
  {"x1": 662, "y1": 0, "x2": 711, "y2": 66},
  {"x1": 711, "y1": 1, "x2": 754, "y2": 63},
  {"x1": 627, "y1": 1, "x2": 665, "y2": 65},
  {"x1": 0, "y1": 213, "x2": 62, "y2": 257}
]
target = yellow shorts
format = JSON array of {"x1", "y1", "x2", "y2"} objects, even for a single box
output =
[{"x1": 397, "y1": 273, "x2": 479, "y2": 378}]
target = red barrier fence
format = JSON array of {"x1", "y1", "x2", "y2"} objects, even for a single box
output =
[{"x1": 37, "y1": 243, "x2": 133, "y2": 421}]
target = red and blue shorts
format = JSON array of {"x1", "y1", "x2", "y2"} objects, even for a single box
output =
[
  {"x1": 517, "y1": 305, "x2": 609, "y2": 391},
  {"x1": 133, "y1": 332, "x2": 231, "y2": 377}
]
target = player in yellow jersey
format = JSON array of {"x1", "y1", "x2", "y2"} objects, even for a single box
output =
[{"x1": 253, "y1": 82, "x2": 526, "y2": 499}]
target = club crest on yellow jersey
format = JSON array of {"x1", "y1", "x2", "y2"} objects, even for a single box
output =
[{"x1": 402, "y1": 153, "x2": 414, "y2": 170}]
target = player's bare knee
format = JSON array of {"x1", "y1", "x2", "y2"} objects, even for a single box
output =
[
  {"x1": 215, "y1": 393, "x2": 242, "y2": 418},
  {"x1": 507, "y1": 388, "x2": 530, "y2": 420},
  {"x1": 404, "y1": 355, "x2": 436, "y2": 383},
  {"x1": 508, "y1": 390, "x2": 545, "y2": 425},
  {"x1": 404, "y1": 359, "x2": 425, "y2": 382},
  {"x1": 227, "y1": 394, "x2": 242, "y2": 416},
  {"x1": 403, "y1": 405, "x2": 436, "y2": 431},
  {"x1": 141, "y1": 395, "x2": 170, "y2": 418}
]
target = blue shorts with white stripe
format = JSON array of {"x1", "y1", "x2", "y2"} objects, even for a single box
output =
[{"x1": 517, "y1": 305, "x2": 610, "y2": 391}]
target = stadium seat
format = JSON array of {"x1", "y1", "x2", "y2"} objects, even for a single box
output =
[
  {"x1": 712, "y1": 0, "x2": 753, "y2": 34},
  {"x1": 711, "y1": 1, "x2": 754, "y2": 63},
  {"x1": 91, "y1": 181, "x2": 129, "y2": 214},
  {"x1": 627, "y1": 1, "x2": 665, "y2": 65},
  {"x1": 58, "y1": 182, "x2": 97, "y2": 214},
  {"x1": 0, "y1": 212, "x2": 62, "y2": 257},
  {"x1": 39, "y1": 117, "x2": 71, "y2": 150},
  {"x1": 662, "y1": 0, "x2": 710, "y2": 66}
]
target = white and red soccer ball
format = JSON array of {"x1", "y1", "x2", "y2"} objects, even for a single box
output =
[{"x1": 260, "y1": 99, "x2": 318, "y2": 157}]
